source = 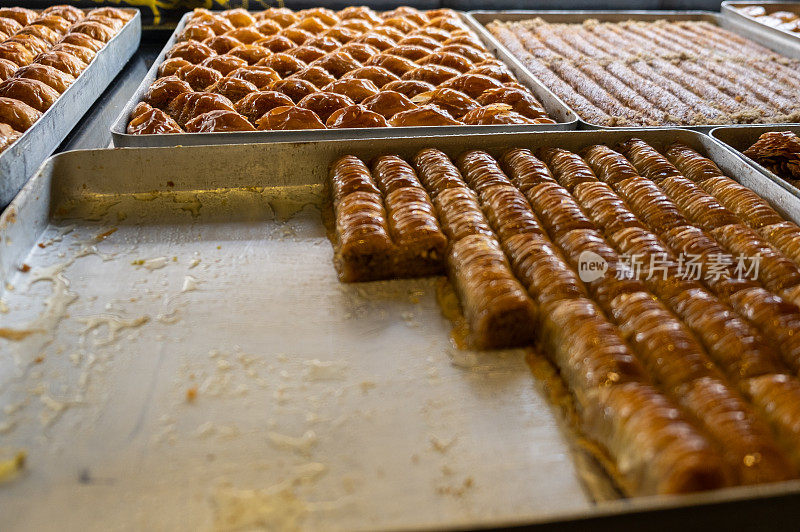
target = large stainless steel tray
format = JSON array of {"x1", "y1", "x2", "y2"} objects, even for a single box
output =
[
  {"x1": 0, "y1": 9, "x2": 141, "y2": 208},
  {"x1": 3, "y1": 129, "x2": 800, "y2": 531},
  {"x1": 464, "y1": 10, "x2": 800, "y2": 132},
  {"x1": 109, "y1": 11, "x2": 578, "y2": 149},
  {"x1": 722, "y1": 2, "x2": 800, "y2": 43},
  {"x1": 712, "y1": 124, "x2": 800, "y2": 202}
]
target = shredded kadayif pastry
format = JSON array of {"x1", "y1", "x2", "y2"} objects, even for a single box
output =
[
  {"x1": 328, "y1": 138, "x2": 800, "y2": 497},
  {"x1": 487, "y1": 18, "x2": 800, "y2": 127}
]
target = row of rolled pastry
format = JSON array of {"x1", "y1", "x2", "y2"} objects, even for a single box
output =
[
  {"x1": 488, "y1": 18, "x2": 800, "y2": 126},
  {"x1": 129, "y1": 6, "x2": 554, "y2": 134},
  {"x1": 328, "y1": 138, "x2": 800, "y2": 497},
  {"x1": 0, "y1": 5, "x2": 134, "y2": 153}
]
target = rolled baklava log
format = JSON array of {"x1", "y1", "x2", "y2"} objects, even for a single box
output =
[
  {"x1": 502, "y1": 231, "x2": 588, "y2": 309},
  {"x1": 743, "y1": 374, "x2": 800, "y2": 467},
  {"x1": 413, "y1": 147, "x2": 465, "y2": 197},
  {"x1": 760, "y1": 222, "x2": 800, "y2": 266},
  {"x1": 499, "y1": 148, "x2": 556, "y2": 193},
  {"x1": 542, "y1": 299, "x2": 732, "y2": 495},
  {"x1": 329, "y1": 155, "x2": 394, "y2": 282},
  {"x1": 712, "y1": 225, "x2": 800, "y2": 293},
  {"x1": 657, "y1": 176, "x2": 740, "y2": 231},
  {"x1": 572, "y1": 181, "x2": 645, "y2": 237},
  {"x1": 666, "y1": 144, "x2": 785, "y2": 230},
  {"x1": 538, "y1": 148, "x2": 597, "y2": 192},
  {"x1": 661, "y1": 142, "x2": 725, "y2": 183},
  {"x1": 728, "y1": 287, "x2": 800, "y2": 376},
  {"x1": 370, "y1": 155, "x2": 446, "y2": 277},
  {"x1": 448, "y1": 233, "x2": 537, "y2": 349}
]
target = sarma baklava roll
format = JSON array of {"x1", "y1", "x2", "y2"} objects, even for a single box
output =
[
  {"x1": 581, "y1": 381, "x2": 732, "y2": 495},
  {"x1": 432, "y1": 187, "x2": 493, "y2": 242},
  {"x1": 662, "y1": 226, "x2": 760, "y2": 299},
  {"x1": 743, "y1": 374, "x2": 800, "y2": 467},
  {"x1": 538, "y1": 147, "x2": 598, "y2": 192},
  {"x1": 329, "y1": 155, "x2": 394, "y2": 282},
  {"x1": 525, "y1": 182, "x2": 595, "y2": 238},
  {"x1": 583, "y1": 144, "x2": 642, "y2": 185},
  {"x1": 555, "y1": 228, "x2": 647, "y2": 310},
  {"x1": 540, "y1": 298, "x2": 645, "y2": 393},
  {"x1": 658, "y1": 176, "x2": 740, "y2": 231},
  {"x1": 412, "y1": 148, "x2": 464, "y2": 197},
  {"x1": 615, "y1": 178, "x2": 689, "y2": 232},
  {"x1": 676, "y1": 375, "x2": 795, "y2": 484},
  {"x1": 711, "y1": 224, "x2": 800, "y2": 293},
  {"x1": 500, "y1": 148, "x2": 556, "y2": 194},
  {"x1": 759, "y1": 221, "x2": 800, "y2": 266},
  {"x1": 728, "y1": 287, "x2": 800, "y2": 375},
  {"x1": 448, "y1": 233, "x2": 537, "y2": 349},
  {"x1": 665, "y1": 143, "x2": 724, "y2": 183},
  {"x1": 479, "y1": 184, "x2": 544, "y2": 242},
  {"x1": 371, "y1": 155, "x2": 447, "y2": 277},
  {"x1": 457, "y1": 150, "x2": 514, "y2": 192},
  {"x1": 617, "y1": 138, "x2": 681, "y2": 182},
  {"x1": 699, "y1": 176, "x2": 783, "y2": 229},
  {"x1": 572, "y1": 181, "x2": 645, "y2": 236},
  {"x1": 502, "y1": 232, "x2": 588, "y2": 308}
]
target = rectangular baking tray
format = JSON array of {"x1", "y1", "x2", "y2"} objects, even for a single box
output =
[
  {"x1": 464, "y1": 10, "x2": 800, "y2": 132},
  {"x1": 109, "y1": 10, "x2": 578, "y2": 148},
  {"x1": 0, "y1": 8, "x2": 141, "y2": 208},
  {"x1": 3, "y1": 129, "x2": 800, "y2": 531},
  {"x1": 712, "y1": 124, "x2": 800, "y2": 202},
  {"x1": 722, "y1": 2, "x2": 800, "y2": 43}
]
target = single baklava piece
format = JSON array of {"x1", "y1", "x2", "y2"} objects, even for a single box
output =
[
  {"x1": 297, "y1": 91, "x2": 354, "y2": 123},
  {"x1": 371, "y1": 155, "x2": 447, "y2": 276},
  {"x1": 525, "y1": 182, "x2": 594, "y2": 238},
  {"x1": 166, "y1": 91, "x2": 236, "y2": 128},
  {"x1": 176, "y1": 64, "x2": 223, "y2": 91},
  {"x1": 500, "y1": 148, "x2": 556, "y2": 193},
  {"x1": 411, "y1": 87, "x2": 479, "y2": 119},
  {"x1": 201, "y1": 54, "x2": 248, "y2": 76},
  {"x1": 322, "y1": 77, "x2": 379, "y2": 103},
  {"x1": 329, "y1": 155, "x2": 394, "y2": 282},
  {"x1": 184, "y1": 109, "x2": 254, "y2": 132},
  {"x1": 361, "y1": 90, "x2": 416, "y2": 119},
  {"x1": 0, "y1": 96, "x2": 41, "y2": 132},
  {"x1": 235, "y1": 90, "x2": 294, "y2": 123},
  {"x1": 127, "y1": 103, "x2": 182, "y2": 134},
  {"x1": 50, "y1": 43, "x2": 95, "y2": 65},
  {"x1": 34, "y1": 50, "x2": 87, "y2": 78},
  {"x1": 256, "y1": 105, "x2": 326, "y2": 130},
  {"x1": 326, "y1": 105, "x2": 388, "y2": 128},
  {"x1": 477, "y1": 86, "x2": 549, "y2": 121},
  {"x1": 573, "y1": 181, "x2": 644, "y2": 236},
  {"x1": 270, "y1": 78, "x2": 318, "y2": 103},
  {"x1": 0, "y1": 122, "x2": 20, "y2": 153},
  {"x1": 658, "y1": 176, "x2": 740, "y2": 231},
  {"x1": 0, "y1": 78, "x2": 59, "y2": 112},
  {"x1": 449, "y1": 233, "x2": 536, "y2": 349},
  {"x1": 291, "y1": 66, "x2": 336, "y2": 89},
  {"x1": 615, "y1": 178, "x2": 689, "y2": 232},
  {"x1": 208, "y1": 76, "x2": 257, "y2": 103},
  {"x1": 341, "y1": 66, "x2": 398, "y2": 88}
]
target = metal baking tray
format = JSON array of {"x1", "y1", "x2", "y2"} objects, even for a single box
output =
[
  {"x1": 3, "y1": 129, "x2": 800, "y2": 531},
  {"x1": 712, "y1": 124, "x2": 800, "y2": 202},
  {"x1": 464, "y1": 10, "x2": 800, "y2": 132},
  {"x1": 0, "y1": 9, "x2": 141, "y2": 208},
  {"x1": 722, "y1": 2, "x2": 800, "y2": 43},
  {"x1": 109, "y1": 11, "x2": 578, "y2": 148}
]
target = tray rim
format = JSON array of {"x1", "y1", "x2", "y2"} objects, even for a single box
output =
[
  {"x1": 108, "y1": 9, "x2": 580, "y2": 149},
  {"x1": 464, "y1": 9, "x2": 800, "y2": 131}
]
